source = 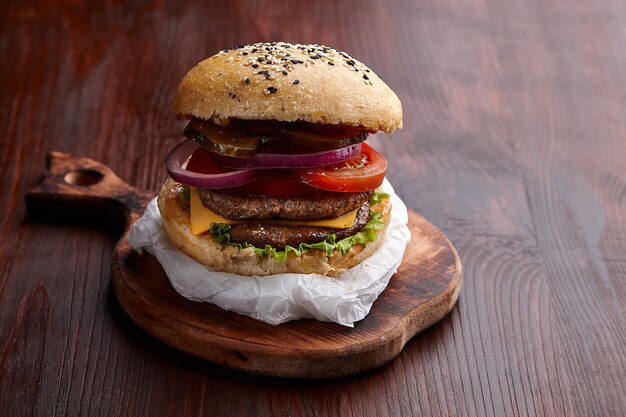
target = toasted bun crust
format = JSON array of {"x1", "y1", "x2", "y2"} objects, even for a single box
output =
[
  {"x1": 174, "y1": 42, "x2": 403, "y2": 133},
  {"x1": 157, "y1": 179, "x2": 391, "y2": 277}
]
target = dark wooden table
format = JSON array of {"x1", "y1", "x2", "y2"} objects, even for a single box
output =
[{"x1": 2, "y1": 1, "x2": 625, "y2": 416}]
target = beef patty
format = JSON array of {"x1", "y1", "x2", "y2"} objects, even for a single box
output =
[
  {"x1": 198, "y1": 188, "x2": 373, "y2": 220},
  {"x1": 226, "y1": 201, "x2": 371, "y2": 248}
]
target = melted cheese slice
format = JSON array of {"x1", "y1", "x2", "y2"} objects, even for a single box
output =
[{"x1": 190, "y1": 187, "x2": 358, "y2": 235}]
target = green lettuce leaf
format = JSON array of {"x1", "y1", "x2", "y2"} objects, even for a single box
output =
[
  {"x1": 178, "y1": 187, "x2": 191, "y2": 211},
  {"x1": 370, "y1": 189, "x2": 390, "y2": 206}
]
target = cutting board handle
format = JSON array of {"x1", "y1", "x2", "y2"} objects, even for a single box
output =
[{"x1": 25, "y1": 151, "x2": 154, "y2": 227}]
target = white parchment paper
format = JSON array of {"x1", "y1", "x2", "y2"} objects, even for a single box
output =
[{"x1": 127, "y1": 179, "x2": 411, "y2": 327}]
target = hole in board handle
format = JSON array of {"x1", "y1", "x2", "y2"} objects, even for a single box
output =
[{"x1": 64, "y1": 169, "x2": 104, "y2": 186}]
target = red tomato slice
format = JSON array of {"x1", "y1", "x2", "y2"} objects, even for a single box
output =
[
  {"x1": 294, "y1": 142, "x2": 387, "y2": 192},
  {"x1": 186, "y1": 146, "x2": 333, "y2": 199},
  {"x1": 224, "y1": 171, "x2": 334, "y2": 199},
  {"x1": 185, "y1": 146, "x2": 234, "y2": 175}
]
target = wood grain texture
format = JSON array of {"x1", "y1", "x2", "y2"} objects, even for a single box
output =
[{"x1": 1, "y1": 0, "x2": 626, "y2": 415}]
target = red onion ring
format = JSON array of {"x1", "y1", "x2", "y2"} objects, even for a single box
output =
[
  {"x1": 165, "y1": 140, "x2": 258, "y2": 188},
  {"x1": 209, "y1": 143, "x2": 362, "y2": 169}
]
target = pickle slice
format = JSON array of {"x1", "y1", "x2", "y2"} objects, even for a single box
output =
[
  {"x1": 184, "y1": 119, "x2": 261, "y2": 157},
  {"x1": 236, "y1": 120, "x2": 369, "y2": 150},
  {"x1": 184, "y1": 118, "x2": 370, "y2": 156},
  {"x1": 279, "y1": 128, "x2": 368, "y2": 150}
]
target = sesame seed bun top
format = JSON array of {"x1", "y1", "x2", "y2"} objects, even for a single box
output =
[{"x1": 174, "y1": 42, "x2": 403, "y2": 133}]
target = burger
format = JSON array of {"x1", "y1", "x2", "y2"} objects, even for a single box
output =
[{"x1": 158, "y1": 42, "x2": 402, "y2": 277}]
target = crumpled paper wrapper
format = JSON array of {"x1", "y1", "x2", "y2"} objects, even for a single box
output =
[{"x1": 127, "y1": 179, "x2": 411, "y2": 327}]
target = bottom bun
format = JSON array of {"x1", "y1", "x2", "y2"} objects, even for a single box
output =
[{"x1": 157, "y1": 179, "x2": 392, "y2": 276}]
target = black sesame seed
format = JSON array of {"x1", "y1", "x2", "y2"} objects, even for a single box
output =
[
  {"x1": 282, "y1": 70, "x2": 288, "y2": 75},
  {"x1": 252, "y1": 63, "x2": 259, "y2": 69},
  {"x1": 347, "y1": 59, "x2": 355, "y2": 66},
  {"x1": 242, "y1": 51, "x2": 248, "y2": 55},
  {"x1": 252, "y1": 48, "x2": 258, "y2": 53},
  {"x1": 328, "y1": 61, "x2": 335, "y2": 66},
  {"x1": 245, "y1": 78, "x2": 250, "y2": 84},
  {"x1": 267, "y1": 86, "x2": 277, "y2": 93},
  {"x1": 363, "y1": 74, "x2": 369, "y2": 80},
  {"x1": 293, "y1": 79, "x2": 300, "y2": 85}
]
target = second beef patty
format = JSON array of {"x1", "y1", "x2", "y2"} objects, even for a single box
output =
[{"x1": 226, "y1": 201, "x2": 371, "y2": 248}]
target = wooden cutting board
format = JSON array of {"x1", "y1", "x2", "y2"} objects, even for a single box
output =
[{"x1": 26, "y1": 151, "x2": 462, "y2": 378}]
